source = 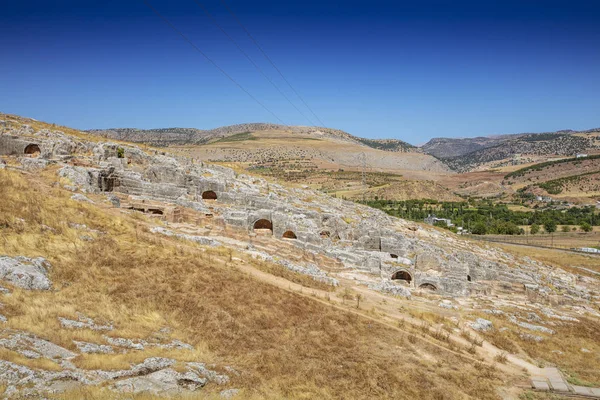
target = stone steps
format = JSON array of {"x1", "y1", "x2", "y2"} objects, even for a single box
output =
[{"x1": 531, "y1": 368, "x2": 600, "y2": 398}]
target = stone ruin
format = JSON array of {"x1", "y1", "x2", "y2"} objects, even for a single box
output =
[{"x1": 0, "y1": 125, "x2": 593, "y2": 301}]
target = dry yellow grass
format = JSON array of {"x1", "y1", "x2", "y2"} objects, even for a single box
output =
[
  {"x1": 495, "y1": 243, "x2": 600, "y2": 275},
  {"x1": 0, "y1": 168, "x2": 508, "y2": 399},
  {"x1": 470, "y1": 309, "x2": 600, "y2": 386}
]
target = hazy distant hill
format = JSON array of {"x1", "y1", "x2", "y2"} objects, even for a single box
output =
[{"x1": 88, "y1": 123, "x2": 417, "y2": 153}]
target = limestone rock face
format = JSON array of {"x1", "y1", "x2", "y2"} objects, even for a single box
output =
[
  {"x1": 19, "y1": 157, "x2": 48, "y2": 170},
  {"x1": 0, "y1": 256, "x2": 52, "y2": 290}
]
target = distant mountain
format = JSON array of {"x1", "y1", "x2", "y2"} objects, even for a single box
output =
[
  {"x1": 421, "y1": 136, "x2": 505, "y2": 159},
  {"x1": 422, "y1": 128, "x2": 600, "y2": 172},
  {"x1": 87, "y1": 123, "x2": 417, "y2": 153}
]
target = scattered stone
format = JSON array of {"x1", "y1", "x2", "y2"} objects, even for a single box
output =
[
  {"x1": 220, "y1": 388, "x2": 240, "y2": 398},
  {"x1": 438, "y1": 300, "x2": 458, "y2": 309},
  {"x1": 483, "y1": 309, "x2": 504, "y2": 316},
  {"x1": 0, "y1": 315, "x2": 6, "y2": 323},
  {"x1": 71, "y1": 193, "x2": 94, "y2": 203},
  {"x1": 187, "y1": 363, "x2": 229, "y2": 385},
  {"x1": 368, "y1": 280, "x2": 411, "y2": 298},
  {"x1": 58, "y1": 313, "x2": 113, "y2": 331},
  {"x1": 104, "y1": 336, "x2": 146, "y2": 351},
  {"x1": 0, "y1": 331, "x2": 76, "y2": 360},
  {"x1": 73, "y1": 341, "x2": 114, "y2": 354},
  {"x1": 20, "y1": 158, "x2": 48, "y2": 170},
  {"x1": 107, "y1": 195, "x2": 121, "y2": 208},
  {"x1": 508, "y1": 315, "x2": 555, "y2": 334},
  {"x1": 113, "y1": 368, "x2": 206, "y2": 395},
  {"x1": 581, "y1": 348, "x2": 591, "y2": 353},
  {"x1": 0, "y1": 256, "x2": 52, "y2": 290},
  {"x1": 470, "y1": 318, "x2": 492, "y2": 332},
  {"x1": 520, "y1": 333, "x2": 544, "y2": 342},
  {"x1": 526, "y1": 312, "x2": 542, "y2": 323},
  {"x1": 157, "y1": 339, "x2": 194, "y2": 350}
]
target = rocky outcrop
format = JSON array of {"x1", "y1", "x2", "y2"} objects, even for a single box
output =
[{"x1": 0, "y1": 256, "x2": 52, "y2": 290}]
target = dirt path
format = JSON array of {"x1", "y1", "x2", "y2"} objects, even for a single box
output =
[{"x1": 231, "y1": 258, "x2": 600, "y2": 398}]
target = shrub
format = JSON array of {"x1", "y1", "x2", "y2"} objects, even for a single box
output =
[
  {"x1": 472, "y1": 222, "x2": 488, "y2": 235},
  {"x1": 544, "y1": 220, "x2": 557, "y2": 234},
  {"x1": 580, "y1": 222, "x2": 593, "y2": 232}
]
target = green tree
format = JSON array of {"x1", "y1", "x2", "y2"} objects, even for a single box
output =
[
  {"x1": 530, "y1": 224, "x2": 540, "y2": 235},
  {"x1": 580, "y1": 222, "x2": 593, "y2": 232},
  {"x1": 544, "y1": 220, "x2": 557, "y2": 234},
  {"x1": 472, "y1": 222, "x2": 487, "y2": 235},
  {"x1": 561, "y1": 225, "x2": 570, "y2": 233}
]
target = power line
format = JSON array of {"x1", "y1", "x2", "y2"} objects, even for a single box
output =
[
  {"x1": 142, "y1": 0, "x2": 286, "y2": 125},
  {"x1": 192, "y1": 0, "x2": 316, "y2": 127},
  {"x1": 219, "y1": 0, "x2": 328, "y2": 128}
]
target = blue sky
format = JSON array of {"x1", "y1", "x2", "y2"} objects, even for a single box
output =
[{"x1": 1, "y1": 0, "x2": 599, "y2": 143}]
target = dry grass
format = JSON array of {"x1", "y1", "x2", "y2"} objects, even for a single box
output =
[
  {"x1": 471, "y1": 309, "x2": 600, "y2": 386},
  {"x1": 496, "y1": 243, "x2": 600, "y2": 275},
  {"x1": 0, "y1": 169, "x2": 507, "y2": 399},
  {"x1": 494, "y1": 352, "x2": 508, "y2": 364}
]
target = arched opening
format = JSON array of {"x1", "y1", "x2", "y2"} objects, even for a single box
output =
[
  {"x1": 391, "y1": 270, "x2": 412, "y2": 283},
  {"x1": 253, "y1": 219, "x2": 273, "y2": 234},
  {"x1": 202, "y1": 190, "x2": 217, "y2": 200},
  {"x1": 147, "y1": 208, "x2": 164, "y2": 215},
  {"x1": 282, "y1": 230, "x2": 297, "y2": 239},
  {"x1": 320, "y1": 231, "x2": 331, "y2": 239},
  {"x1": 419, "y1": 283, "x2": 437, "y2": 291},
  {"x1": 24, "y1": 144, "x2": 41, "y2": 156},
  {"x1": 390, "y1": 254, "x2": 399, "y2": 259},
  {"x1": 467, "y1": 275, "x2": 472, "y2": 282}
]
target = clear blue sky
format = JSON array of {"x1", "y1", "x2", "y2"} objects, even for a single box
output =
[{"x1": 1, "y1": 0, "x2": 599, "y2": 144}]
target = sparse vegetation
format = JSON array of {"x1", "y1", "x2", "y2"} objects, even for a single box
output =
[
  {"x1": 505, "y1": 154, "x2": 600, "y2": 179},
  {"x1": 211, "y1": 131, "x2": 256, "y2": 143}
]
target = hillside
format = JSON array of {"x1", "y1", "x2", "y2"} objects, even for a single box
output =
[
  {"x1": 503, "y1": 154, "x2": 600, "y2": 201},
  {"x1": 88, "y1": 123, "x2": 416, "y2": 152},
  {"x1": 1, "y1": 112, "x2": 600, "y2": 398},
  {"x1": 421, "y1": 136, "x2": 501, "y2": 158},
  {"x1": 87, "y1": 124, "x2": 445, "y2": 200}
]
